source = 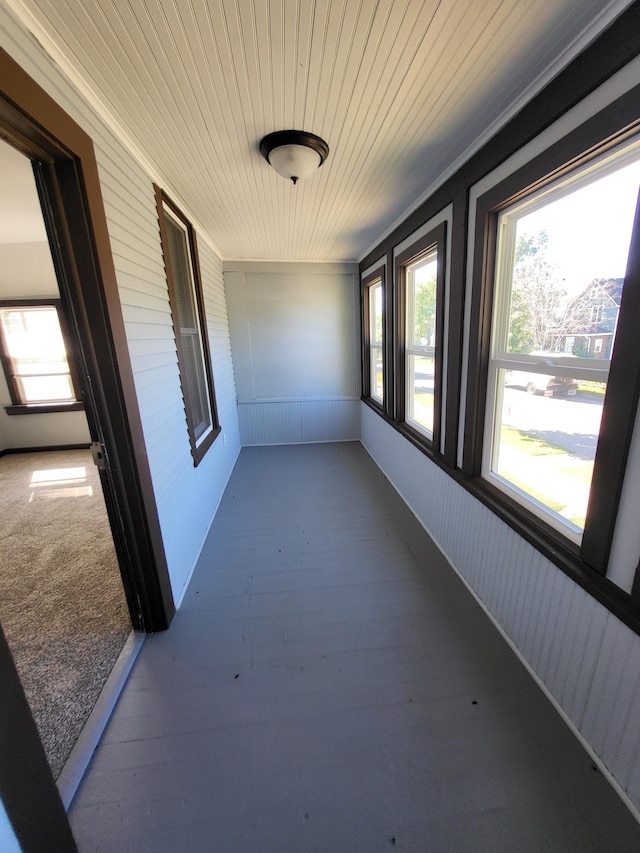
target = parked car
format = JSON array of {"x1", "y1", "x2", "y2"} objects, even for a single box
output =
[{"x1": 505, "y1": 355, "x2": 579, "y2": 397}]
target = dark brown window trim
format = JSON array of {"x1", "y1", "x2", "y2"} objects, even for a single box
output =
[
  {"x1": 359, "y1": 21, "x2": 640, "y2": 631},
  {"x1": 359, "y1": 2, "x2": 640, "y2": 276},
  {"x1": 361, "y1": 403, "x2": 640, "y2": 636},
  {"x1": 361, "y1": 266, "x2": 385, "y2": 411},
  {"x1": 394, "y1": 222, "x2": 447, "y2": 457},
  {"x1": 464, "y1": 89, "x2": 640, "y2": 579},
  {"x1": 453, "y1": 468, "x2": 640, "y2": 636},
  {"x1": 0, "y1": 298, "x2": 84, "y2": 408},
  {"x1": 154, "y1": 186, "x2": 220, "y2": 466},
  {"x1": 5, "y1": 401, "x2": 84, "y2": 415}
]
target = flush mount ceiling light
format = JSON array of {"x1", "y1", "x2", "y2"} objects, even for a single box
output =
[{"x1": 259, "y1": 130, "x2": 329, "y2": 185}]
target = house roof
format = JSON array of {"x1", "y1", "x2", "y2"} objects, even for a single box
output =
[{"x1": 4, "y1": 0, "x2": 634, "y2": 262}]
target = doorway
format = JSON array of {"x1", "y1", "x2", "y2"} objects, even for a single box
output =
[
  {"x1": 0, "y1": 138, "x2": 132, "y2": 779},
  {"x1": 0, "y1": 44, "x2": 174, "y2": 849}
]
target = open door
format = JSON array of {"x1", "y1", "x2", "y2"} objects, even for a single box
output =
[
  {"x1": 0, "y1": 48, "x2": 174, "y2": 632},
  {"x1": 0, "y1": 45, "x2": 174, "y2": 850}
]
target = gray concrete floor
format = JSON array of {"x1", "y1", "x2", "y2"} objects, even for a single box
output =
[{"x1": 69, "y1": 442, "x2": 640, "y2": 851}]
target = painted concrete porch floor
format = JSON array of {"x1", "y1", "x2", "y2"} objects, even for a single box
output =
[{"x1": 69, "y1": 442, "x2": 640, "y2": 852}]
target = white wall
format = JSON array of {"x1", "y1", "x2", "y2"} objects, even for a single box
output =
[
  {"x1": 0, "y1": 392, "x2": 90, "y2": 448},
  {"x1": 0, "y1": 242, "x2": 57, "y2": 296},
  {"x1": 224, "y1": 261, "x2": 360, "y2": 445},
  {"x1": 0, "y1": 4, "x2": 241, "y2": 605}
]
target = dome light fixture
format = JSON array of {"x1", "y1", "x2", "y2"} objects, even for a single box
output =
[{"x1": 259, "y1": 130, "x2": 329, "y2": 185}]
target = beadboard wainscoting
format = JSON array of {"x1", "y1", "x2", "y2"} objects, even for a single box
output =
[
  {"x1": 237, "y1": 399, "x2": 360, "y2": 446},
  {"x1": 361, "y1": 402, "x2": 640, "y2": 818},
  {"x1": 225, "y1": 261, "x2": 360, "y2": 446}
]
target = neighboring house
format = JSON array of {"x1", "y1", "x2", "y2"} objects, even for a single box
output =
[{"x1": 561, "y1": 278, "x2": 623, "y2": 358}]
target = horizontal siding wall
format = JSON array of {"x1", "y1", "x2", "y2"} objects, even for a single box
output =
[
  {"x1": 361, "y1": 402, "x2": 640, "y2": 817},
  {"x1": 0, "y1": 6, "x2": 241, "y2": 604}
]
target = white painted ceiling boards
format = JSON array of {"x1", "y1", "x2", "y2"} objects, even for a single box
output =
[{"x1": 3, "y1": 0, "x2": 633, "y2": 261}]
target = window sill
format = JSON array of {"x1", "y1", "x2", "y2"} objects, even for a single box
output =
[
  {"x1": 362, "y1": 402, "x2": 640, "y2": 636},
  {"x1": 191, "y1": 425, "x2": 222, "y2": 466},
  {"x1": 362, "y1": 396, "x2": 444, "y2": 465},
  {"x1": 361, "y1": 395, "x2": 386, "y2": 417},
  {"x1": 455, "y1": 470, "x2": 640, "y2": 633},
  {"x1": 5, "y1": 401, "x2": 85, "y2": 415}
]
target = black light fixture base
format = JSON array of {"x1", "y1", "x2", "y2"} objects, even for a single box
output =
[{"x1": 259, "y1": 130, "x2": 330, "y2": 166}]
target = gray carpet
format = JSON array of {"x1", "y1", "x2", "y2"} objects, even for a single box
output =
[{"x1": 0, "y1": 448, "x2": 131, "y2": 778}]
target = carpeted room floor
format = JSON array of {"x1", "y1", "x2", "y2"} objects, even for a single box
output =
[{"x1": 0, "y1": 448, "x2": 131, "y2": 778}]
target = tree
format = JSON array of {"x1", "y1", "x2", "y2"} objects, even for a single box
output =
[
  {"x1": 413, "y1": 269, "x2": 437, "y2": 346},
  {"x1": 508, "y1": 230, "x2": 566, "y2": 353}
]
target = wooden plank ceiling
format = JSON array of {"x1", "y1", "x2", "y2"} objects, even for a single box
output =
[{"x1": 6, "y1": 0, "x2": 632, "y2": 261}]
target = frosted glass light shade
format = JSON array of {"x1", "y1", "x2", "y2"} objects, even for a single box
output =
[
  {"x1": 260, "y1": 130, "x2": 329, "y2": 184},
  {"x1": 268, "y1": 144, "x2": 322, "y2": 183}
]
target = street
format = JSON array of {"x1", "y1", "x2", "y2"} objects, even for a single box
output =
[{"x1": 500, "y1": 387, "x2": 603, "y2": 460}]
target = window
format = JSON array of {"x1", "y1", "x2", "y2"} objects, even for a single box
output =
[
  {"x1": 396, "y1": 223, "x2": 446, "y2": 450},
  {"x1": 362, "y1": 268, "x2": 385, "y2": 406},
  {"x1": 155, "y1": 187, "x2": 219, "y2": 464},
  {"x1": 473, "y1": 134, "x2": 640, "y2": 569},
  {"x1": 0, "y1": 300, "x2": 82, "y2": 413}
]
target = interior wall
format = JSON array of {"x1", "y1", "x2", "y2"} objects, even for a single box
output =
[
  {"x1": 0, "y1": 238, "x2": 91, "y2": 449},
  {"x1": 0, "y1": 4, "x2": 241, "y2": 605},
  {"x1": 224, "y1": 260, "x2": 360, "y2": 445}
]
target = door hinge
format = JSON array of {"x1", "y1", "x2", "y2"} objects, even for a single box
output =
[{"x1": 90, "y1": 441, "x2": 108, "y2": 471}]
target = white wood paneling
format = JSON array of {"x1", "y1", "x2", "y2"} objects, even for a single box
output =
[
  {"x1": 225, "y1": 260, "x2": 359, "y2": 445},
  {"x1": 238, "y1": 399, "x2": 359, "y2": 445},
  {"x1": 361, "y1": 402, "x2": 640, "y2": 817},
  {"x1": 3, "y1": 0, "x2": 632, "y2": 261}
]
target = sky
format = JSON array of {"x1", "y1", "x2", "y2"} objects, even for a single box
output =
[{"x1": 515, "y1": 150, "x2": 640, "y2": 299}]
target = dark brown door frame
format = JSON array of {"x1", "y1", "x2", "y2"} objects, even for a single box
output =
[
  {"x1": 0, "y1": 622, "x2": 78, "y2": 851},
  {"x1": 0, "y1": 44, "x2": 175, "y2": 849},
  {"x1": 0, "y1": 47, "x2": 175, "y2": 631}
]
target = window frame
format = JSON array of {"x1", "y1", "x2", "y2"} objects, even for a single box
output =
[
  {"x1": 0, "y1": 297, "x2": 84, "y2": 414},
  {"x1": 395, "y1": 222, "x2": 446, "y2": 456},
  {"x1": 361, "y1": 266, "x2": 386, "y2": 411},
  {"x1": 464, "y1": 108, "x2": 640, "y2": 578},
  {"x1": 154, "y1": 186, "x2": 220, "y2": 465}
]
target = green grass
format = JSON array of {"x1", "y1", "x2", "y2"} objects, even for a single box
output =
[
  {"x1": 577, "y1": 380, "x2": 606, "y2": 398},
  {"x1": 500, "y1": 426, "x2": 564, "y2": 456},
  {"x1": 553, "y1": 457, "x2": 594, "y2": 485},
  {"x1": 501, "y1": 426, "x2": 594, "y2": 484},
  {"x1": 499, "y1": 425, "x2": 591, "y2": 528},
  {"x1": 500, "y1": 471, "x2": 565, "y2": 514}
]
